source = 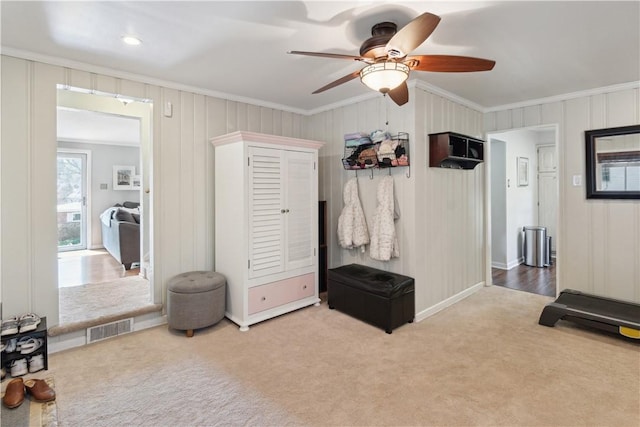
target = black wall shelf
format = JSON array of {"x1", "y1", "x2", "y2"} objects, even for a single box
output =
[{"x1": 429, "y1": 131, "x2": 484, "y2": 170}]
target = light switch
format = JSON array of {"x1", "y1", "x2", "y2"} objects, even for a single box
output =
[
  {"x1": 100, "y1": 183, "x2": 108, "y2": 190},
  {"x1": 164, "y1": 101, "x2": 173, "y2": 117},
  {"x1": 572, "y1": 175, "x2": 582, "y2": 186}
]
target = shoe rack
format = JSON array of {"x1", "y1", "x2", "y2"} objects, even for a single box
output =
[{"x1": 1, "y1": 317, "x2": 48, "y2": 380}]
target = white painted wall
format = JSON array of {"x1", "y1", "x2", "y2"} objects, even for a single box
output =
[
  {"x1": 498, "y1": 129, "x2": 539, "y2": 265},
  {"x1": 485, "y1": 87, "x2": 640, "y2": 303},
  {"x1": 57, "y1": 141, "x2": 140, "y2": 248},
  {"x1": 491, "y1": 139, "x2": 507, "y2": 268},
  {"x1": 0, "y1": 54, "x2": 306, "y2": 326},
  {"x1": 308, "y1": 83, "x2": 485, "y2": 317}
]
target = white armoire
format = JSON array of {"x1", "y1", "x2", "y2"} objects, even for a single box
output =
[{"x1": 210, "y1": 131, "x2": 325, "y2": 331}]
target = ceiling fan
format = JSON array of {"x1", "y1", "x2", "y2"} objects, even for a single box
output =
[{"x1": 288, "y1": 12, "x2": 495, "y2": 106}]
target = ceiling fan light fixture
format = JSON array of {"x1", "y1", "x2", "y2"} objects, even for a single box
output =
[{"x1": 360, "y1": 62, "x2": 409, "y2": 93}]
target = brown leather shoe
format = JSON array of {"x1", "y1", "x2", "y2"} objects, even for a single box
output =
[
  {"x1": 24, "y1": 379, "x2": 56, "y2": 403},
  {"x1": 2, "y1": 378, "x2": 25, "y2": 408}
]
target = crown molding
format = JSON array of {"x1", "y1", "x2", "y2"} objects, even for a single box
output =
[
  {"x1": 2, "y1": 47, "x2": 485, "y2": 117},
  {"x1": 5, "y1": 47, "x2": 637, "y2": 118},
  {"x1": 413, "y1": 79, "x2": 486, "y2": 112},
  {"x1": 484, "y1": 81, "x2": 640, "y2": 113},
  {"x1": 1, "y1": 47, "x2": 310, "y2": 116}
]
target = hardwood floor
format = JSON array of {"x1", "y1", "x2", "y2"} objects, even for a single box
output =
[
  {"x1": 492, "y1": 261, "x2": 556, "y2": 297},
  {"x1": 58, "y1": 249, "x2": 139, "y2": 288}
]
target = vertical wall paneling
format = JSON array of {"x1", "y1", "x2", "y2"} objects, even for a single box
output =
[
  {"x1": 226, "y1": 100, "x2": 238, "y2": 133},
  {"x1": 1, "y1": 56, "x2": 32, "y2": 312},
  {"x1": 247, "y1": 104, "x2": 260, "y2": 132},
  {"x1": 32, "y1": 62, "x2": 64, "y2": 318},
  {"x1": 1, "y1": 54, "x2": 310, "y2": 325},
  {"x1": 206, "y1": 96, "x2": 227, "y2": 269},
  {"x1": 180, "y1": 92, "x2": 196, "y2": 270},
  {"x1": 261, "y1": 107, "x2": 274, "y2": 135},
  {"x1": 485, "y1": 87, "x2": 640, "y2": 303},
  {"x1": 308, "y1": 86, "x2": 484, "y2": 317},
  {"x1": 192, "y1": 94, "x2": 207, "y2": 270},
  {"x1": 236, "y1": 102, "x2": 248, "y2": 131},
  {"x1": 159, "y1": 88, "x2": 182, "y2": 282},
  {"x1": 95, "y1": 74, "x2": 117, "y2": 95}
]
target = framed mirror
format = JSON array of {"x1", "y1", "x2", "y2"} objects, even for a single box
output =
[{"x1": 585, "y1": 124, "x2": 640, "y2": 199}]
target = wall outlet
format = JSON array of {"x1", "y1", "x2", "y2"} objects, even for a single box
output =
[
  {"x1": 572, "y1": 175, "x2": 582, "y2": 186},
  {"x1": 100, "y1": 183, "x2": 108, "y2": 190}
]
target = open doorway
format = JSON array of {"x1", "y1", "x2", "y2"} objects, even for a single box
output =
[
  {"x1": 487, "y1": 125, "x2": 558, "y2": 297},
  {"x1": 56, "y1": 87, "x2": 154, "y2": 326}
]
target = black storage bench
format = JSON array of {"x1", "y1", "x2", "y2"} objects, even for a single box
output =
[{"x1": 328, "y1": 264, "x2": 415, "y2": 333}]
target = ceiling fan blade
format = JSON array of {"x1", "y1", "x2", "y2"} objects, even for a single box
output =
[
  {"x1": 385, "y1": 12, "x2": 441, "y2": 58},
  {"x1": 312, "y1": 70, "x2": 362, "y2": 94},
  {"x1": 408, "y1": 55, "x2": 496, "y2": 72},
  {"x1": 388, "y1": 81, "x2": 409, "y2": 106},
  {"x1": 288, "y1": 51, "x2": 365, "y2": 61}
]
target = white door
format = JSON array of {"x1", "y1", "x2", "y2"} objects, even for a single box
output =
[
  {"x1": 57, "y1": 151, "x2": 88, "y2": 252},
  {"x1": 538, "y1": 145, "x2": 556, "y2": 172},
  {"x1": 283, "y1": 150, "x2": 315, "y2": 271},
  {"x1": 537, "y1": 145, "x2": 557, "y2": 253},
  {"x1": 248, "y1": 147, "x2": 285, "y2": 278}
]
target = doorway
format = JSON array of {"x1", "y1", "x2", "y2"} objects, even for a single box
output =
[
  {"x1": 57, "y1": 150, "x2": 90, "y2": 252},
  {"x1": 487, "y1": 125, "x2": 558, "y2": 297},
  {"x1": 56, "y1": 86, "x2": 154, "y2": 326}
]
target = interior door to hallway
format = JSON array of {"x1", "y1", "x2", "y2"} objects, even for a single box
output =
[
  {"x1": 537, "y1": 145, "x2": 557, "y2": 254},
  {"x1": 57, "y1": 150, "x2": 89, "y2": 252}
]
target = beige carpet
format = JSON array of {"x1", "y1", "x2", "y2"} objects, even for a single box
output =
[
  {"x1": 58, "y1": 276, "x2": 153, "y2": 325},
  {"x1": 48, "y1": 286, "x2": 639, "y2": 426}
]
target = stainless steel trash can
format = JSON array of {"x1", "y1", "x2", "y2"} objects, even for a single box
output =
[{"x1": 523, "y1": 226, "x2": 548, "y2": 267}]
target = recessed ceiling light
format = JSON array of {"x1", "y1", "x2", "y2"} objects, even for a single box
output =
[{"x1": 122, "y1": 35, "x2": 142, "y2": 46}]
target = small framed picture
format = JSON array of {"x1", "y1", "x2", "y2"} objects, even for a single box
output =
[
  {"x1": 517, "y1": 157, "x2": 529, "y2": 187},
  {"x1": 132, "y1": 175, "x2": 141, "y2": 189},
  {"x1": 113, "y1": 165, "x2": 135, "y2": 190}
]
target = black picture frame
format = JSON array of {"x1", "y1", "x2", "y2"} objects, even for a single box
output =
[{"x1": 585, "y1": 124, "x2": 640, "y2": 199}]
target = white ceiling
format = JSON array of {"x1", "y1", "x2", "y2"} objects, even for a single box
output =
[
  {"x1": 2, "y1": 1, "x2": 639, "y2": 113},
  {"x1": 57, "y1": 107, "x2": 141, "y2": 145}
]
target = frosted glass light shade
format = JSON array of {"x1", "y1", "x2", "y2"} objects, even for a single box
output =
[{"x1": 360, "y1": 62, "x2": 409, "y2": 93}]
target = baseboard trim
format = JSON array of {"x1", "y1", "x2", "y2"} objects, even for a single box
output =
[
  {"x1": 414, "y1": 281, "x2": 485, "y2": 323},
  {"x1": 491, "y1": 258, "x2": 523, "y2": 270}
]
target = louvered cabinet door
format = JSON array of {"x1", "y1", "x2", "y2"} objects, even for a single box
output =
[
  {"x1": 248, "y1": 147, "x2": 285, "y2": 279},
  {"x1": 283, "y1": 150, "x2": 315, "y2": 271}
]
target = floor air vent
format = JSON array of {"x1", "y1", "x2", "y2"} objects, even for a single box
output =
[{"x1": 87, "y1": 318, "x2": 134, "y2": 344}]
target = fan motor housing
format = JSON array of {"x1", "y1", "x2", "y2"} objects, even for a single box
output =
[{"x1": 360, "y1": 22, "x2": 397, "y2": 59}]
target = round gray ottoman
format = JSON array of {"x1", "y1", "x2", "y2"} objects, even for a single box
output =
[{"x1": 167, "y1": 271, "x2": 226, "y2": 337}]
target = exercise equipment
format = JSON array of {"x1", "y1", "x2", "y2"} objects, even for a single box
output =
[{"x1": 539, "y1": 289, "x2": 640, "y2": 339}]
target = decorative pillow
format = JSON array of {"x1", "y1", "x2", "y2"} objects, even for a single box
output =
[
  {"x1": 132, "y1": 213, "x2": 140, "y2": 224},
  {"x1": 115, "y1": 208, "x2": 136, "y2": 223},
  {"x1": 123, "y1": 201, "x2": 140, "y2": 209}
]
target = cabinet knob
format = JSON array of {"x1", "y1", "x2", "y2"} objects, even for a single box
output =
[
  {"x1": 285, "y1": 209, "x2": 290, "y2": 213},
  {"x1": 261, "y1": 296, "x2": 266, "y2": 301},
  {"x1": 281, "y1": 209, "x2": 286, "y2": 214},
  {"x1": 303, "y1": 285, "x2": 307, "y2": 289}
]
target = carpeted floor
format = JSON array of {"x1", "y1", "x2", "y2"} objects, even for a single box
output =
[
  {"x1": 58, "y1": 276, "x2": 152, "y2": 325},
  {"x1": 47, "y1": 286, "x2": 639, "y2": 426}
]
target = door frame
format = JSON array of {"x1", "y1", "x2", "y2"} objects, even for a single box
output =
[
  {"x1": 484, "y1": 124, "x2": 561, "y2": 296},
  {"x1": 56, "y1": 87, "x2": 155, "y2": 303},
  {"x1": 56, "y1": 148, "x2": 92, "y2": 252}
]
